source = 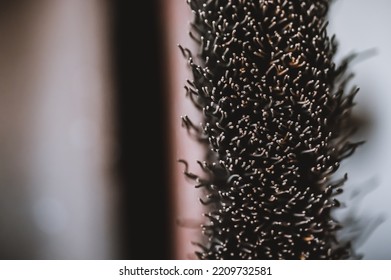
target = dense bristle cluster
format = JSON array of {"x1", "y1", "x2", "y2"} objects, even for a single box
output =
[{"x1": 181, "y1": 0, "x2": 361, "y2": 259}]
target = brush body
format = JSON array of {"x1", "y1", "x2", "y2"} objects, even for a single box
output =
[{"x1": 182, "y1": 0, "x2": 360, "y2": 259}]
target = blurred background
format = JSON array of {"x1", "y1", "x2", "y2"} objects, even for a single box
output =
[
  {"x1": 0, "y1": 0, "x2": 170, "y2": 259},
  {"x1": 328, "y1": 0, "x2": 391, "y2": 260},
  {"x1": 0, "y1": 0, "x2": 390, "y2": 260}
]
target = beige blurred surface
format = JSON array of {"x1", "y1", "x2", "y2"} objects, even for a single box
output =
[
  {"x1": 163, "y1": 0, "x2": 205, "y2": 259},
  {"x1": 0, "y1": 0, "x2": 116, "y2": 259}
]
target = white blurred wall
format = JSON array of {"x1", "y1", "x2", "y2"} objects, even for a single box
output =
[{"x1": 329, "y1": 0, "x2": 391, "y2": 260}]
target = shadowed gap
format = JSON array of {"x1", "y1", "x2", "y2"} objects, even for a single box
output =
[{"x1": 110, "y1": 0, "x2": 170, "y2": 259}]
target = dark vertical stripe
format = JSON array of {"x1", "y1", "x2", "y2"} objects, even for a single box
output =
[{"x1": 110, "y1": 0, "x2": 170, "y2": 259}]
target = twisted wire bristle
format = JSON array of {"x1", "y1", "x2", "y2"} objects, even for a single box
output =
[{"x1": 181, "y1": 0, "x2": 362, "y2": 260}]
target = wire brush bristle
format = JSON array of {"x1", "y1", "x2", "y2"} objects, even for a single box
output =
[{"x1": 181, "y1": 0, "x2": 362, "y2": 260}]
